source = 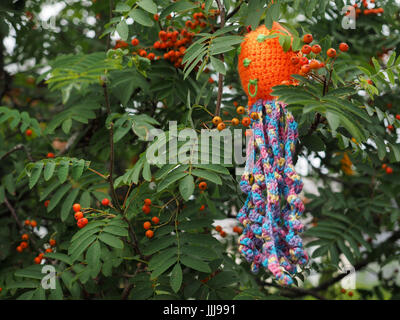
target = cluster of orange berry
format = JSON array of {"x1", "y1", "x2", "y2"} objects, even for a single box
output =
[
  {"x1": 215, "y1": 225, "x2": 226, "y2": 238},
  {"x1": 72, "y1": 203, "x2": 88, "y2": 229},
  {"x1": 288, "y1": 34, "x2": 349, "y2": 79},
  {"x1": 353, "y1": 0, "x2": 384, "y2": 16},
  {"x1": 141, "y1": 199, "x2": 159, "y2": 239},
  {"x1": 16, "y1": 233, "x2": 30, "y2": 253},
  {"x1": 212, "y1": 103, "x2": 252, "y2": 132},
  {"x1": 24, "y1": 219, "x2": 37, "y2": 228},
  {"x1": 381, "y1": 164, "x2": 394, "y2": 175},
  {"x1": 34, "y1": 239, "x2": 56, "y2": 264}
]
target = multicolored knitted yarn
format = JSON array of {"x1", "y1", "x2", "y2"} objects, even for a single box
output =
[{"x1": 236, "y1": 24, "x2": 308, "y2": 285}]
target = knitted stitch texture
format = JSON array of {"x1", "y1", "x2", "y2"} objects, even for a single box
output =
[
  {"x1": 238, "y1": 23, "x2": 302, "y2": 106},
  {"x1": 237, "y1": 23, "x2": 308, "y2": 285}
]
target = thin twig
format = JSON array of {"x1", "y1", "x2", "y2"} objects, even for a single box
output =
[
  {"x1": 1, "y1": 144, "x2": 33, "y2": 161},
  {"x1": 214, "y1": 0, "x2": 226, "y2": 116},
  {"x1": 4, "y1": 197, "x2": 23, "y2": 230}
]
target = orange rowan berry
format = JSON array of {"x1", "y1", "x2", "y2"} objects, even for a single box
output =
[
  {"x1": 388, "y1": 125, "x2": 394, "y2": 131},
  {"x1": 143, "y1": 221, "x2": 151, "y2": 230},
  {"x1": 215, "y1": 225, "x2": 222, "y2": 232},
  {"x1": 208, "y1": 77, "x2": 214, "y2": 84},
  {"x1": 144, "y1": 199, "x2": 152, "y2": 206},
  {"x1": 22, "y1": 234, "x2": 29, "y2": 241},
  {"x1": 47, "y1": 152, "x2": 55, "y2": 158},
  {"x1": 38, "y1": 253, "x2": 44, "y2": 259},
  {"x1": 153, "y1": 14, "x2": 159, "y2": 21},
  {"x1": 301, "y1": 64, "x2": 311, "y2": 74},
  {"x1": 311, "y1": 44, "x2": 322, "y2": 54},
  {"x1": 30, "y1": 220, "x2": 37, "y2": 228},
  {"x1": 299, "y1": 57, "x2": 309, "y2": 65},
  {"x1": 217, "y1": 122, "x2": 226, "y2": 131},
  {"x1": 212, "y1": 116, "x2": 222, "y2": 126},
  {"x1": 77, "y1": 218, "x2": 88, "y2": 229},
  {"x1": 17, "y1": 246, "x2": 23, "y2": 253},
  {"x1": 303, "y1": 34, "x2": 313, "y2": 44},
  {"x1": 199, "y1": 205, "x2": 205, "y2": 211},
  {"x1": 301, "y1": 45, "x2": 312, "y2": 55},
  {"x1": 34, "y1": 257, "x2": 41, "y2": 264},
  {"x1": 101, "y1": 198, "x2": 110, "y2": 206},
  {"x1": 327, "y1": 48, "x2": 337, "y2": 58},
  {"x1": 386, "y1": 167, "x2": 393, "y2": 174},
  {"x1": 198, "y1": 181, "x2": 207, "y2": 190},
  {"x1": 396, "y1": 114, "x2": 400, "y2": 121},
  {"x1": 74, "y1": 211, "x2": 84, "y2": 221},
  {"x1": 339, "y1": 42, "x2": 349, "y2": 52},
  {"x1": 236, "y1": 227, "x2": 243, "y2": 235},
  {"x1": 348, "y1": 291, "x2": 354, "y2": 297},
  {"x1": 147, "y1": 53, "x2": 155, "y2": 61},
  {"x1": 72, "y1": 203, "x2": 81, "y2": 212},
  {"x1": 341, "y1": 288, "x2": 346, "y2": 294},
  {"x1": 250, "y1": 112, "x2": 258, "y2": 120},
  {"x1": 139, "y1": 50, "x2": 147, "y2": 57},
  {"x1": 24, "y1": 219, "x2": 30, "y2": 226},
  {"x1": 231, "y1": 118, "x2": 240, "y2": 126},
  {"x1": 131, "y1": 38, "x2": 139, "y2": 46},
  {"x1": 142, "y1": 205, "x2": 151, "y2": 214},
  {"x1": 236, "y1": 106, "x2": 245, "y2": 115},
  {"x1": 20, "y1": 241, "x2": 28, "y2": 249},
  {"x1": 44, "y1": 200, "x2": 50, "y2": 207},
  {"x1": 145, "y1": 230, "x2": 154, "y2": 239},
  {"x1": 233, "y1": 101, "x2": 238, "y2": 107},
  {"x1": 290, "y1": 56, "x2": 299, "y2": 65},
  {"x1": 382, "y1": 164, "x2": 387, "y2": 170},
  {"x1": 220, "y1": 231, "x2": 227, "y2": 238},
  {"x1": 151, "y1": 216, "x2": 160, "y2": 224},
  {"x1": 242, "y1": 117, "x2": 251, "y2": 127},
  {"x1": 49, "y1": 239, "x2": 56, "y2": 247},
  {"x1": 45, "y1": 248, "x2": 52, "y2": 253},
  {"x1": 309, "y1": 60, "x2": 321, "y2": 69}
]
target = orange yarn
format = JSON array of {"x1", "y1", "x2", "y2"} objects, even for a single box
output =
[{"x1": 238, "y1": 23, "x2": 302, "y2": 106}]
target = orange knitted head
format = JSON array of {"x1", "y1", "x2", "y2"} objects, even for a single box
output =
[{"x1": 238, "y1": 23, "x2": 302, "y2": 106}]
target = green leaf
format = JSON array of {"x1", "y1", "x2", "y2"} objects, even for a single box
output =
[
  {"x1": 129, "y1": 8, "x2": 154, "y2": 27},
  {"x1": 29, "y1": 162, "x2": 44, "y2": 189},
  {"x1": 180, "y1": 255, "x2": 211, "y2": 273},
  {"x1": 44, "y1": 252, "x2": 73, "y2": 265},
  {"x1": 170, "y1": 263, "x2": 183, "y2": 293},
  {"x1": 48, "y1": 184, "x2": 72, "y2": 212},
  {"x1": 137, "y1": 0, "x2": 157, "y2": 14},
  {"x1": 103, "y1": 225, "x2": 129, "y2": 237},
  {"x1": 70, "y1": 235, "x2": 97, "y2": 262},
  {"x1": 86, "y1": 240, "x2": 101, "y2": 270},
  {"x1": 179, "y1": 174, "x2": 195, "y2": 201},
  {"x1": 116, "y1": 19, "x2": 129, "y2": 40},
  {"x1": 98, "y1": 233, "x2": 124, "y2": 249},
  {"x1": 157, "y1": 171, "x2": 188, "y2": 192},
  {"x1": 210, "y1": 56, "x2": 226, "y2": 75},
  {"x1": 71, "y1": 159, "x2": 86, "y2": 180},
  {"x1": 160, "y1": 1, "x2": 197, "y2": 20},
  {"x1": 43, "y1": 161, "x2": 56, "y2": 181},
  {"x1": 191, "y1": 168, "x2": 222, "y2": 185},
  {"x1": 57, "y1": 159, "x2": 70, "y2": 184},
  {"x1": 60, "y1": 188, "x2": 80, "y2": 222}
]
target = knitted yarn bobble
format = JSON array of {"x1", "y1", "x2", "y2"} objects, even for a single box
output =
[{"x1": 236, "y1": 23, "x2": 308, "y2": 285}]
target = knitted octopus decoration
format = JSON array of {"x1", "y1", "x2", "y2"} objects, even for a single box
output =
[{"x1": 236, "y1": 23, "x2": 308, "y2": 285}]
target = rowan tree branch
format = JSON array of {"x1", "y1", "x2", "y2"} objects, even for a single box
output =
[
  {"x1": 1, "y1": 144, "x2": 33, "y2": 162},
  {"x1": 214, "y1": 0, "x2": 226, "y2": 116}
]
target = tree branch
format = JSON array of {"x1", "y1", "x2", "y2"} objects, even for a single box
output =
[
  {"x1": 1, "y1": 144, "x2": 33, "y2": 162},
  {"x1": 214, "y1": 0, "x2": 226, "y2": 116},
  {"x1": 4, "y1": 197, "x2": 23, "y2": 230}
]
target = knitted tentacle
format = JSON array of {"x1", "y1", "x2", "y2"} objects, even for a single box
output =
[{"x1": 237, "y1": 99, "x2": 308, "y2": 285}]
